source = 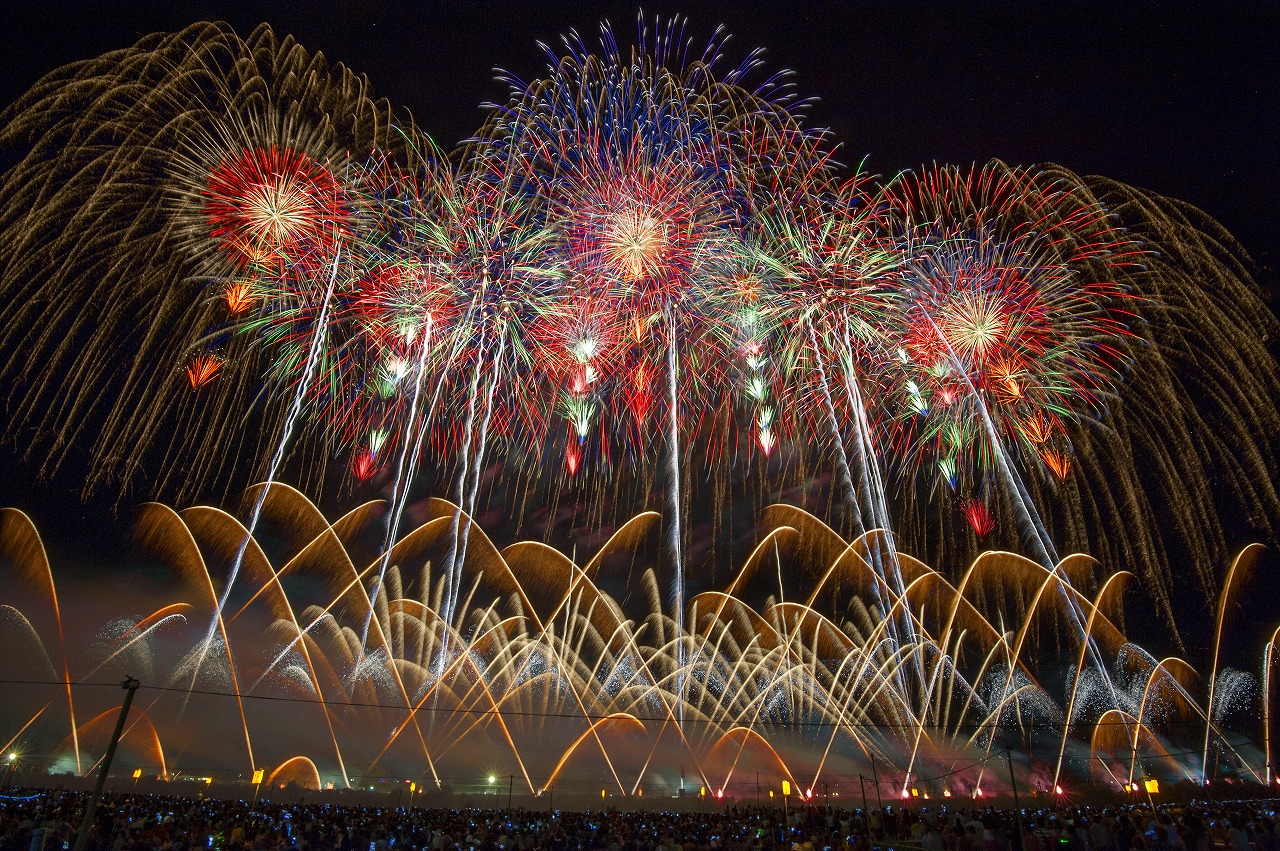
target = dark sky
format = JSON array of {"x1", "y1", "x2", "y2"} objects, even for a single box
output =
[{"x1": 2, "y1": 0, "x2": 1277, "y2": 270}]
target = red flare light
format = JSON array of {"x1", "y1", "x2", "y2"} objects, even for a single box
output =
[
  {"x1": 961, "y1": 498, "x2": 996, "y2": 539},
  {"x1": 351, "y1": 450, "x2": 379, "y2": 482}
]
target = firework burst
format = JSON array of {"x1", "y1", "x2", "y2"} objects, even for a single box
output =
[{"x1": 0, "y1": 20, "x2": 1276, "y2": 633}]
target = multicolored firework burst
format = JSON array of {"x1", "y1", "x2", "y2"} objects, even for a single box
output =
[
  {"x1": 880, "y1": 164, "x2": 1138, "y2": 511},
  {"x1": 0, "y1": 17, "x2": 1277, "y2": 636}
]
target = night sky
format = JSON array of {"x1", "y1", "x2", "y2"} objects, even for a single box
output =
[{"x1": 0, "y1": 1, "x2": 1277, "y2": 632}]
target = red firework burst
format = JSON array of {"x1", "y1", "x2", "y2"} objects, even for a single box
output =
[
  {"x1": 882, "y1": 163, "x2": 1139, "y2": 492},
  {"x1": 204, "y1": 146, "x2": 346, "y2": 268},
  {"x1": 960, "y1": 498, "x2": 996, "y2": 539},
  {"x1": 351, "y1": 260, "x2": 458, "y2": 348},
  {"x1": 562, "y1": 167, "x2": 728, "y2": 314},
  {"x1": 351, "y1": 449, "x2": 380, "y2": 482}
]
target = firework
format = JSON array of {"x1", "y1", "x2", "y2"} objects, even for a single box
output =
[
  {"x1": 0, "y1": 19, "x2": 1276, "y2": 637},
  {"x1": 2, "y1": 494, "x2": 1273, "y2": 796},
  {"x1": 879, "y1": 163, "x2": 1136, "y2": 498}
]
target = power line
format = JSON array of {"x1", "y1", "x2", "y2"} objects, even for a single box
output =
[{"x1": 0, "y1": 677, "x2": 1258, "y2": 743}]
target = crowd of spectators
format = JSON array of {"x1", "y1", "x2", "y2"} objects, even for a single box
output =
[{"x1": 3, "y1": 789, "x2": 1280, "y2": 851}]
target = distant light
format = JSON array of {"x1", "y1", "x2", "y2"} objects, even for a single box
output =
[
  {"x1": 1054, "y1": 785, "x2": 1064, "y2": 795},
  {"x1": 488, "y1": 775, "x2": 496, "y2": 784}
]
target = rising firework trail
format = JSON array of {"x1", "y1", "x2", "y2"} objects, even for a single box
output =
[{"x1": 185, "y1": 243, "x2": 344, "y2": 710}]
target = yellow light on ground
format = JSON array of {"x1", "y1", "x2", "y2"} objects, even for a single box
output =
[
  {"x1": 132, "y1": 769, "x2": 142, "y2": 779},
  {"x1": 1144, "y1": 778, "x2": 1159, "y2": 794},
  {"x1": 409, "y1": 782, "x2": 416, "y2": 792},
  {"x1": 252, "y1": 769, "x2": 264, "y2": 785},
  {"x1": 782, "y1": 781, "x2": 791, "y2": 797}
]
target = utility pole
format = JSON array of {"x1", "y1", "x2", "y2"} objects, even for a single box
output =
[
  {"x1": 1006, "y1": 748, "x2": 1026, "y2": 851},
  {"x1": 870, "y1": 756, "x2": 883, "y2": 811},
  {"x1": 508, "y1": 774, "x2": 513, "y2": 810},
  {"x1": 74, "y1": 677, "x2": 140, "y2": 851},
  {"x1": 859, "y1": 775, "x2": 869, "y2": 824}
]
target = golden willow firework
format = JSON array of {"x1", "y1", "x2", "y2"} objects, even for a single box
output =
[
  {"x1": 0, "y1": 22, "x2": 430, "y2": 503},
  {"x1": 0, "y1": 19, "x2": 1277, "y2": 636},
  {"x1": 0, "y1": 492, "x2": 1272, "y2": 794}
]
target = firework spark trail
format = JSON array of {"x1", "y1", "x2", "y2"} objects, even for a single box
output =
[
  {"x1": 439, "y1": 309, "x2": 511, "y2": 684},
  {"x1": 804, "y1": 317, "x2": 921, "y2": 678},
  {"x1": 665, "y1": 306, "x2": 686, "y2": 733},
  {"x1": 183, "y1": 243, "x2": 343, "y2": 707},
  {"x1": 5, "y1": 486, "x2": 1276, "y2": 793},
  {"x1": 805, "y1": 320, "x2": 863, "y2": 532},
  {"x1": 252, "y1": 298, "x2": 479, "y2": 734},
  {"x1": 358, "y1": 315, "x2": 435, "y2": 653},
  {"x1": 451, "y1": 323, "x2": 509, "y2": 618},
  {"x1": 438, "y1": 341, "x2": 485, "y2": 673},
  {"x1": 837, "y1": 323, "x2": 924, "y2": 683},
  {"x1": 248, "y1": 304, "x2": 464, "y2": 778},
  {"x1": 922, "y1": 312, "x2": 1122, "y2": 711}
]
